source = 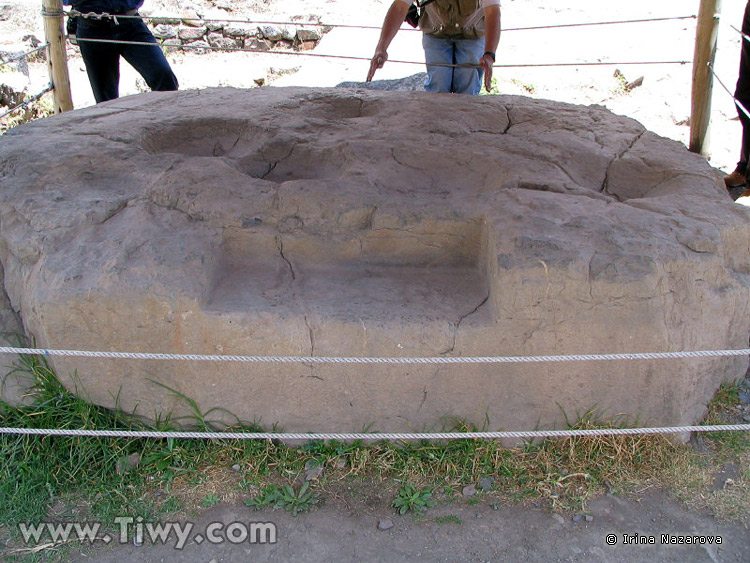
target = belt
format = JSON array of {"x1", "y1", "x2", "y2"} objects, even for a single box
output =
[{"x1": 76, "y1": 10, "x2": 140, "y2": 22}]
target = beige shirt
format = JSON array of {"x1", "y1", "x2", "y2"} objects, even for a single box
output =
[{"x1": 397, "y1": 0, "x2": 500, "y2": 5}]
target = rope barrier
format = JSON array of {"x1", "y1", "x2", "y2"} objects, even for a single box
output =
[
  {"x1": 60, "y1": 9, "x2": 696, "y2": 34},
  {"x1": 70, "y1": 36, "x2": 688, "y2": 69},
  {"x1": 708, "y1": 63, "x2": 750, "y2": 121},
  {"x1": 2, "y1": 344, "x2": 747, "y2": 440},
  {"x1": 503, "y1": 15, "x2": 697, "y2": 32},
  {"x1": 730, "y1": 24, "x2": 750, "y2": 44},
  {"x1": 0, "y1": 44, "x2": 50, "y2": 69},
  {"x1": 0, "y1": 424, "x2": 747, "y2": 441},
  {"x1": 0, "y1": 85, "x2": 54, "y2": 122},
  {"x1": 1, "y1": 345, "x2": 748, "y2": 364}
]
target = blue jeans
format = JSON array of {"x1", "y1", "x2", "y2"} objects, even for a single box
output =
[
  {"x1": 77, "y1": 16, "x2": 178, "y2": 103},
  {"x1": 422, "y1": 33, "x2": 485, "y2": 94},
  {"x1": 735, "y1": 0, "x2": 750, "y2": 171}
]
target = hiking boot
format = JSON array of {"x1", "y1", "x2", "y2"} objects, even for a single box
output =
[{"x1": 724, "y1": 169, "x2": 747, "y2": 188}]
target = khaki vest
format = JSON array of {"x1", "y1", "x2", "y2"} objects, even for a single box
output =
[{"x1": 419, "y1": 0, "x2": 485, "y2": 39}]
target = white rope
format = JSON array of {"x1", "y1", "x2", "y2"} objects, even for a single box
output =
[
  {"x1": 1, "y1": 346, "x2": 748, "y2": 364},
  {"x1": 0, "y1": 85, "x2": 54, "y2": 121},
  {"x1": 708, "y1": 63, "x2": 750, "y2": 121},
  {"x1": 0, "y1": 424, "x2": 748, "y2": 440},
  {"x1": 0, "y1": 44, "x2": 49, "y2": 68},
  {"x1": 731, "y1": 24, "x2": 750, "y2": 44},
  {"x1": 62, "y1": 9, "x2": 696, "y2": 33},
  {"x1": 69, "y1": 36, "x2": 689, "y2": 69}
]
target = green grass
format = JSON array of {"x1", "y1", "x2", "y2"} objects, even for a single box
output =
[
  {"x1": 0, "y1": 352, "x2": 245, "y2": 528},
  {"x1": 1, "y1": 352, "x2": 748, "y2": 560},
  {"x1": 431, "y1": 514, "x2": 462, "y2": 525},
  {"x1": 700, "y1": 382, "x2": 750, "y2": 456}
]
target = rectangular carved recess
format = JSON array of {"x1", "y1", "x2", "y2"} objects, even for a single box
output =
[{"x1": 205, "y1": 219, "x2": 491, "y2": 323}]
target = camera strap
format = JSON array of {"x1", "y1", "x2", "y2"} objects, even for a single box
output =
[{"x1": 405, "y1": 0, "x2": 438, "y2": 28}]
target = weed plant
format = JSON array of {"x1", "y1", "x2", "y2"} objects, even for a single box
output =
[
  {"x1": 245, "y1": 482, "x2": 319, "y2": 516},
  {"x1": 1, "y1": 352, "x2": 748, "y2": 555},
  {"x1": 392, "y1": 483, "x2": 435, "y2": 515}
]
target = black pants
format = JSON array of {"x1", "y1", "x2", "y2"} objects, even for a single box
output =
[
  {"x1": 76, "y1": 16, "x2": 179, "y2": 103},
  {"x1": 735, "y1": 1, "x2": 750, "y2": 172}
]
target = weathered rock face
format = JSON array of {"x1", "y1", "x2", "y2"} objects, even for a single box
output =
[
  {"x1": 0, "y1": 259, "x2": 26, "y2": 405},
  {"x1": 1, "y1": 87, "x2": 749, "y2": 434}
]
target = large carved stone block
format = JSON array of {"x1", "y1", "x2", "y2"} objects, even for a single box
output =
[{"x1": 1, "y1": 87, "x2": 749, "y2": 433}]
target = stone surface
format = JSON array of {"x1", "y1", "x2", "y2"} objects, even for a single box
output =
[
  {"x1": 296, "y1": 28, "x2": 321, "y2": 42},
  {"x1": 377, "y1": 519, "x2": 394, "y2": 531},
  {"x1": 115, "y1": 452, "x2": 141, "y2": 475},
  {"x1": 0, "y1": 262, "x2": 27, "y2": 406},
  {"x1": 0, "y1": 71, "x2": 30, "y2": 107},
  {"x1": 337, "y1": 73, "x2": 427, "y2": 92},
  {"x1": 184, "y1": 40, "x2": 210, "y2": 55},
  {"x1": 206, "y1": 34, "x2": 238, "y2": 51},
  {"x1": 462, "y1": 485, "x2": 477, "y2": 497},
  {"x1": 151, "y1": 24, "x2": 177, "y2": 40},
  {"x1": 244, "y1": 37, "x2": 272, "y2": 51},
  {"x1": 0, "y1": 87, "x2": 749, "y2": 434},
  {"x1": 178, "y1": 26, "x2": 206, "y2": 41},
  {"x1": 478, "y1": 476, "x2": 494, "y2": 491},
  {"x1": 257, "y1": 24, "x2": 283, "y2": 41},
  {"x1": 224, "y1": 24, "x2": 256, "y2": 39},
  {"x1": 0, "y1": 49, "x2": 30, "y2": 76}
]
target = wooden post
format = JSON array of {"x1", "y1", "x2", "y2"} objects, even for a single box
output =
[
  {"x1": 690, "y1": 0, "x2": 722, "y2": 156},
  {"x1": 42, "y1": 0, "x2": 73, "y2": 113}
]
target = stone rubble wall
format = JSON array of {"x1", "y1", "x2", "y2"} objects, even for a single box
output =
[{"x1": 141, "y1": 10, "x2": 326, "y2": 55}]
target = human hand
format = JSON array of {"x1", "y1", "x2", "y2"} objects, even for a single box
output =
[
  {"x1": 480, "y1": 53, "x2": 495, "y2": 93},
  {"x1": 367, "y1": 49, "x2": 388, "y2": 82}
]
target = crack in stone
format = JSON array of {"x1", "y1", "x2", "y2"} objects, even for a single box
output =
[
  {"x1": 97, "y1": 200, "x2": 129, "y2": 225},
  {"x1": 259, "y1": 142, "x2": 297, "y2": 180},
  {"x1": 303, "y1": 314, "x2": 316, "y2": 357},
  {"x1": 601, "y1": 129, "x2": 646, "y2": 197},
  {"x1": 502, "y1": 106, "x2": 512, "y2": 134},
  {"x1": 442, "y1": 292, "x2": 490, "y2": 355},
  {"x1": 228, "y1": 125, "x2": 246, "y2": 153},
  {"x1": 468, "y1": 106, "x2": 513, "y2": 135},
  {"x1": 148, "y1": 199, "x2": 202, "y2": 222},
  {"x1": 260, "y1": 161, "x2": 277, "y2": 180},
  {"x1": 512, "y1": 182, "x2": 613, "y2": 203},
  {"x1": 276, "y1": 235, "x2": 296, "y2": 280},
  {"x1": 390, "y1": 148, "x2": 413, "y2": 169}
]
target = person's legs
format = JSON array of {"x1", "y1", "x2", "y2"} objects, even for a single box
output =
[
  {"x1": 452, "y1": 36, "x2": 484, "y2": 94},
  {"x1": 728, "y1": 1, "x2": 750, "y2": 187},
  {"x1": 76, "y1": 19, "x2": 121, "y2": 103},
  {"x1": 422, "y1": 34, "x2": 454, "y2": 93},
  {"x1": 118, "y1": 18, "x2": 178, "y2": 92}
]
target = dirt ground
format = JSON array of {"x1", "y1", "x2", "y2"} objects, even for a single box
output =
[
  {"x1": 2, "y1": 1, "x2": 750, "y2": 561},
  {"x1": 60, "y1": 493, "x2": 749, "y2": 563}
]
